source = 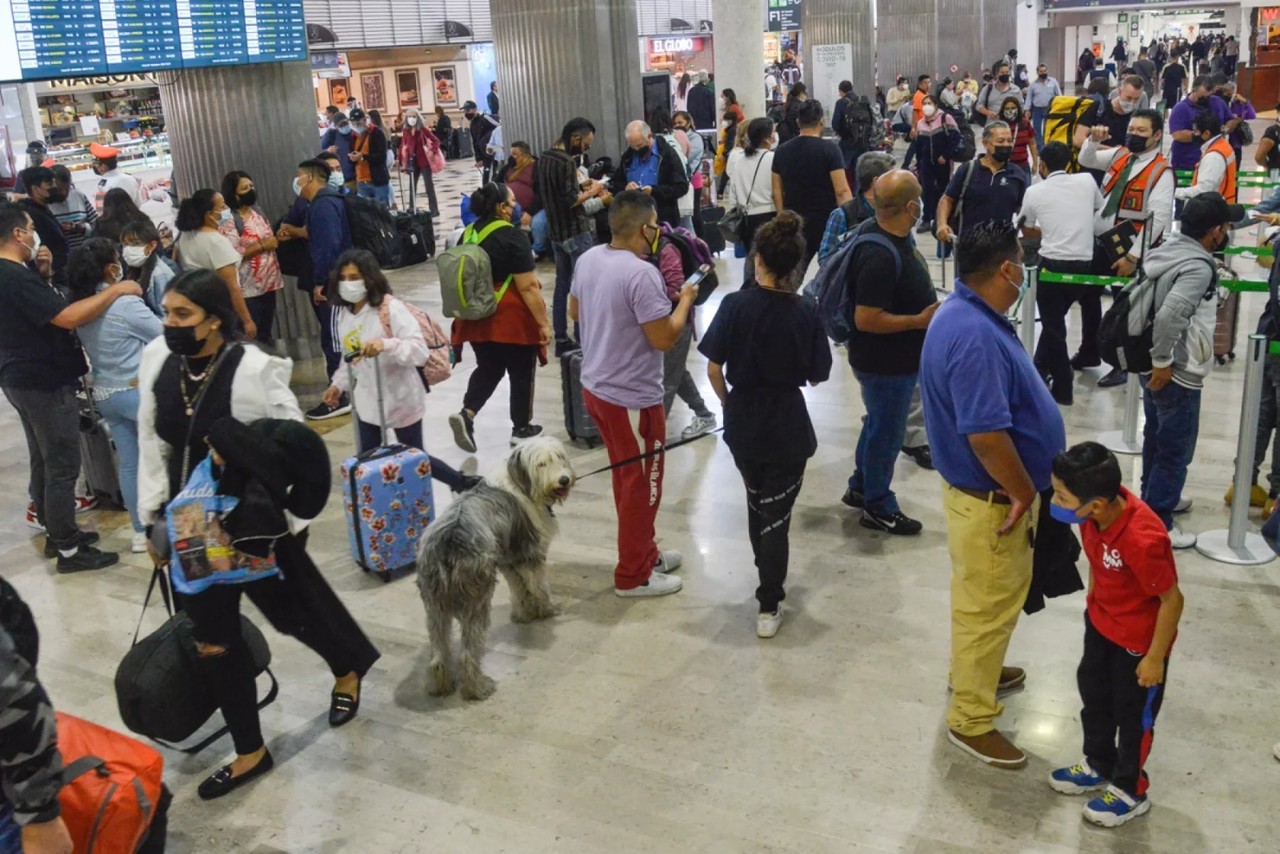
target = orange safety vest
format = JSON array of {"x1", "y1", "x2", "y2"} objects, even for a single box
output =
[
  {"x1": 1102, "y1": 150, "x2": 1171, "y2": 228},
  {"x1": 1190, "y1": 136, "x2": 1238, "y2": 203}
]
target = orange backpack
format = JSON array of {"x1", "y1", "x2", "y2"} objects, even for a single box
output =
[{"x1": 56, "y1": 712, "x2": 165, "y2": 853}]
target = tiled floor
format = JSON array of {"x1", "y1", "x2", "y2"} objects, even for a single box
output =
[{"x1": 7, "y1": 152, "x2": 1280, "y2": 853}]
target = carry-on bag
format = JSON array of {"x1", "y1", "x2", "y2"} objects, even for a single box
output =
[
  {"x1": 78, "y1": 380, "x2": 124, "y2": 508},
  {"x1": 340, "y1": 354, "x2": 435, "y2": 581},
  {"x1": 1215, "y1": 287, "x2": 1240, "y2": 363},
  {"x1": 561, "y1": 350, "x2": 601, "y2": 447},
  {"x1": 392, "y1": 171, "x2": 436, "y2": 267},
  {"x1": 56, "y1": 711, "x2": 165, "y2": 853}
]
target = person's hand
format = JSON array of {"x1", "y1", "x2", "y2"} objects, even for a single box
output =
[
  {"x1": 642, "y1": 186, "x2": 653, "y2": 196},
  {"x1": 327, "y1": 145, "x2": 338, "y2": 154},
  {"x1": 1112, "y1": 254, "x2": 1138, "y2": 277},
  {"x1": 349, "y1": 151, "x2": 362, "y2": 162},
  {"x1": 679, "y1": 280, "x2": 699, "y2": 304},
  {"x1": 1136, "y1": 654, "x2": 1166, "y2": 687},
  {"x1": 113, "y1": 280, "x2": 144, "y2": 298},
  {"x1": 1147, "y1": 364, "x2": 1173, "y2": 391},
  {"x1": 537, "y1": 324, "x2": 552, "y2": 346},
  {"x1": 322, "y1": 385, "x2": 341, "y2": 407},
  {"x1": 520, "y1": 212, "x2": 532, "y2": 227},
  {"x1": 313, "y1": 286, "x2": 327, "y2": 305},
  {"x1": 936, "y1": 223, "x2": 955, "y2": 243},
  {"x1": 475, "y1": 160, "x2": 484, "y2": 169},
  {"x1": 34, "y1": 245, "x2": 52, "y2": 278},
  {"x1": 242, "y1": 319, "x2": 258, "y2": 341},
  {"x1": 21, "y1": 818, "x2": 73, "y2": 854},
  {"x1": 937, "y1": 156, "x2": 947, "y2": 165},
  {"x1": 260, "y1": 235, "x2": 279, "y2": 252},
  {"x1": 916, "y1": 301, "x2": 941, "y2": 329},
  {"x1": 1090, "y1": 124, "x2": 1107, "y2": 142},
  {"x1": 626, "y1": 182, "x2": 640, "y2": 191},
  {"x1": 600, "y1": 192, "x2": 613, "y2": 207},
  {"x1": 360, "y1": 339, "x2": 385, "y2": 357},
  {"x1": 146, "y1": 536, "x2": 163, "y2": 568},
  {"x1": 995, "y1": 488, "x2": 1036, "y2": 536}
]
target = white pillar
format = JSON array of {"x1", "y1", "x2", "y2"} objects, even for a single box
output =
[
  {"x1": 712, "y1": 0, "x2": 766, "y2": 121},
  {"x1": 1017, "y1": 0, "x2": 1042, "y2": 70}
]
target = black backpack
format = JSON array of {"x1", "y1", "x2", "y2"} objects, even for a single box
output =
[
  {"x1": 942, "y1": 106, "x2": 977, "y2": 161},
  {"x1": 840, "y1": 96, "x2": 877, "y2": 150},
  {"x1": 1097, "y1": 258, "x2": 1216, "y2": 373},
  {"x1": 342, "y1": 194, "x2": 401, "y2": 269}
]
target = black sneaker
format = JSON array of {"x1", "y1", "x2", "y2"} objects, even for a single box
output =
[
  {"x1": 448, "y1": 410, "x2": 477, "y2": 453},
  {"x1": 56, "y1": 544, "x2": 118, "y2": 574},
  {"x1": 452, "y1": 474, "x2": 483, "y2": 494},
  {"x1": 860, "y1": 508, "x2": 923, "y2": 536},
  {"x1": 305, "y1": 393, "x2": 351, "y2": 421},
  {"x1": 1097, "y1": 368, "x2": 1128, "y2": 388},
  {"x1": 901, "y1": 445, "x2": 935, "y2": 470},
  {"x1": 510, "y1": 424, "x2": 543, "y2": 446},
  {"x1": 1070, "y1": 352, "x2": 1102, "y2": 371},
  {"x1": 44, "y1": 530, "x2": 100, "y2": 559},
  {"x1": 841, "y1": 488, "x2": 864, "y2": 509}
]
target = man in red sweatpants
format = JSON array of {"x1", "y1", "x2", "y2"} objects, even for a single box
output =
[{"x1": 569, "y1": 189, "x2": 698, "y2": 597}]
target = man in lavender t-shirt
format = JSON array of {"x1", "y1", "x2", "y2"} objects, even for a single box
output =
[
  {"x1": 1167, "y1": 77, "x2": 1234, "y2": 170},
  {"x1": 569, "y1": 190, "x2": 698, "y2": 598}
]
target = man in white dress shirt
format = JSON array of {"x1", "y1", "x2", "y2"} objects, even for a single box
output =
[{"x1": 89, "y1": 143, "x2": 141, "y2": 215}]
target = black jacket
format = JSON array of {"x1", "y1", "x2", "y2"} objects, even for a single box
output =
[
  {"x1": 608, "y1": 136, "x2": 690, "y2": 227},
  {"x1": 687, "y1": 83, "x2": 716, "y2": 130},
  {"x1": 469, "y1": 114, "x2": 499, "y2": 156},
  {"x1": 1024, "y1": 488, "x2": 1086, "y2": 615}
]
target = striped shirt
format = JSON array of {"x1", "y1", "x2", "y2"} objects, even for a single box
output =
[{"x1": 48, "y1": 187, "x2": 97, "y2": 251}]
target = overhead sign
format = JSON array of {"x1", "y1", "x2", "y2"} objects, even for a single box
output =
[
  {"x1": 766, "y1": 0, "x2": 802, "y2": 33},
  {"x1": 650, "y1": 37, "x2": 704, "y2": 53}
]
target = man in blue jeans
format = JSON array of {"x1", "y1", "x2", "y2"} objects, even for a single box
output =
[
  {"x1": 839, "y1": 170, "x2": 939, "y2": 534},
  {"x1": 1138, "y1": 192, "x2": 1241, "y2": 549},
  {"x1": 1025, "y1": 64, "x2": 1062, "y2": 146}
]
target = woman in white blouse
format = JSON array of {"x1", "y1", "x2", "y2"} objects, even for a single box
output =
[{"x1": 725, "y1": 117, "x2": 778, "y2": 277}]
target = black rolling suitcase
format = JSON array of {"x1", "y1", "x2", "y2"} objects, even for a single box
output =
[
  {"x1": 390, "y1": 173, "x2": 436, "y2": 268},
  {"x1": 561, "y1": 350, "x2": 601, "y2": 447},
  {"x1": 78, "y1": 381, "x2": 124, "y2": 508}
]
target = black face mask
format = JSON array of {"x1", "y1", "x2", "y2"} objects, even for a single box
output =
[
  {"x1": 998, "y1": 74, "x2": 1011, "y2": 84},
  {"x1": 164, "y1": 324, "x2": 206, "y2": 357},
  {"x1": 1038, "y1": 72, "x2": 1048, "y2": 80},
  {"x1": 1126, "y1": 134, "x2": 1150, "y2": 153},
  {"x1": 992, "y1": 145, "x2": 1014, "y2": 162},
  {"x1": 1192, "y1": 95, "x2": 1209, "y2": 107},
  {"x1": 238, "y1": 190, "x2": 257, "y2": 208}
]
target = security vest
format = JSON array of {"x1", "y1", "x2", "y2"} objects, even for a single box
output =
[
  {"x1": 1190, "y1": 135, "x2": 1238, "y2": 203},
  {"x1": 1102, "y1": 149, "x2": 1171, "y2": 228}
]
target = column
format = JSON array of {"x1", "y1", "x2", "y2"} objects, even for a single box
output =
[
  {"x1": 712, "y1": 0, "x2": 766, "y2": 120},
  {"x1": 804, "y1": 0, "x2": 874, "y2": 101},
  {"x1": 490, "y1": 0, "x2": 644, "y2": 159}
]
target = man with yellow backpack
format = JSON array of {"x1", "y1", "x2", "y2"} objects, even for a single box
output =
[{"x1": 1042, "y1": 93, "x2": 1098, "y2": 174}]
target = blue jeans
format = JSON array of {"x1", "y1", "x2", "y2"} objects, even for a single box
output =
[
  {"x1": 0, "y1": 803, "x2": 18, "y2": 854},
  {"x1": 849, "y1": 370, "x2": 918, "y2": 514},
  {"x1": 97, "y1": 388, "x2": 142, "y2": 532},
  {"x1": 552, "y1": 233, "x2": 591, "y2": 342},
  {"x1": 357, "y1": 182, "x2": 393, "y2": 206},
  {"x1": 1031, "y1": 106, "x2": 1048, "y2": 146},
  {"x1": 530, "y1": 210, "x2": 549, "y2": 255},
  {"x1": 1140, "y1": 378, "x2": 1201, "y2": 529}
]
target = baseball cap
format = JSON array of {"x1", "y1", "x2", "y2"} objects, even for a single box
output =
[
  {"x1": 462, "y1": 100, "x2": 477, "y2": 110},
  {"x1": 1181, "y1": 193, "x2": 1245, "y2": 233},
  {"x1": 347, "y1": 107, "x2": 367, "y2": 121}
]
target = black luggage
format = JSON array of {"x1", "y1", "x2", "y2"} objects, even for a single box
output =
[
  {"x1": 389, "y1": 171, "x2": 435, "y2": 268},
  {"x1": 78, "y1": 383, "x2": 123, "y2": 508},
  {"x1": 458, "y1": 125, "x2": 474, "y2": 159},
  {"x1": 561, "y1": 350, "x2": 601, "y2": 447},
  {"x1": 343, "y1": 194, "x2": 401, "y2": 268},
  {"x1": 700, "y1": 205, "x2": 726, "y2": 254}
]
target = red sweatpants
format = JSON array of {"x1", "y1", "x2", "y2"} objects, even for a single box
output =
[{"x1": 583, "y1": 389, "x2": 665, "y2": 589}]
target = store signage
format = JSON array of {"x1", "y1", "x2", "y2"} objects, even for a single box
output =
[
  {"x1": 46, "y1": 74, "x2": 151, "y2": 90},
  {"x1": 1262, "y1": 7, "x2": 1280, "y2": 21},
  {"x1": 650, "y1": 37, "x2": 702, "y2": 53},
  {"x1": 767, "y1": 0, "x2": 802, "y2": 33}
]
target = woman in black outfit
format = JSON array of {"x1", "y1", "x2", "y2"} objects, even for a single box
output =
[
  {"x1": 137, "y1": 269, "x2": 379, "y2": 800},
  {"x1": 95, "y1": 187, "x2": 150, "y2": 244}
]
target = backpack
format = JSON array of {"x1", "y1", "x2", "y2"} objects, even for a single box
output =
[
  {"x1": 974, "y1": 84, "x2": 992, "y2": 126},
  {"x1": 951, "y1": 112, "x2": 977, "y2": 162},
  {"x1": 1097, "y1": 258, "x2": 1216, "y2": 372},
  {"x1": 808, "y1": 219, "x2": 902, "y2": 344},
  {"x1": 653, "y1": 223, "x2": 720, "y2": 306},
  {"x1": 378, "y1": 294, "x2": 454, "y2": 391},
  {"x1": 342, "y1": 194, "x2": 401, "y2": 268},
  {"x1": 435, "y1": 219, "x2": 514, "y2": 320},
  {"x1": 840, "y1": 96, "x2": 877, "y2": 151},
  {"x1": 56, "y1": 712, "x2": 165, "y2": 854},
  {"x1": 1043, "y1": 95, "x2": 1096, "y2": 173}
]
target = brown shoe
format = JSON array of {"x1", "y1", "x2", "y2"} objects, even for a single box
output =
[
  {"x1": 998, "y1": 666, "x2": 1026, "y2": 693},
  {"x1": 947, "y1": 729, "x2": 1027, "y2": 769}
]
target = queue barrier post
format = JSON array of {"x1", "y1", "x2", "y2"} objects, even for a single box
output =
[
  {"x1": 1195, "y1": 334, "x2": 1276, "y2": 566},
  {"x1": 1020, "y1": 267, "x2": 1038, "y2": 355},
  {"x1": 1097, "y1": 372, "x2": 1143, "y2": 455}
]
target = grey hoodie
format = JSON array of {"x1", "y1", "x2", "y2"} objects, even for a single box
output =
[{"x1": 1143, "y1": 232, "x2": 1220, "y2": 390}]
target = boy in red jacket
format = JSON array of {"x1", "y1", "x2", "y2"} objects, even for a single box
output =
[{"x1": 1047, "y1": 441, "x2": 1185, "y2": 827}]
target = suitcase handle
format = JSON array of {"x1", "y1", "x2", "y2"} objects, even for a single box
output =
[{"x1": 345, "y1": 350, "x2": 389, "y2": 451}]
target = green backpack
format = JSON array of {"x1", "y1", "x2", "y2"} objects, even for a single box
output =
[{"x1": 436, "y1": 220, "x2": 514, "y2": 320}]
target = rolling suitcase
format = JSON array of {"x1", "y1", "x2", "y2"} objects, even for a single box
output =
[
  {"x1": 561, "y1": 350, "x2": 601, "y2": 447},
  {"x1": 699, "y1": 205, "x2": 726, "y2": 254},
  {"x1": 1215, "y1": 288, "x2": 1240, "y2": 364},
  {"x1": 78, "y1": 381, "x2": 124, "y2": 508},
  {"x1": 391, "y1": 172, "x2": 436, "y2": 268},
  {"x1": 340, "y1": 355, "x2": 435, "y2": 581}
]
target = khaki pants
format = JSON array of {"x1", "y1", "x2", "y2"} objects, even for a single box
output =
[{"x1": 942, "y1": 483, "x2": 1037, "y2": 736}]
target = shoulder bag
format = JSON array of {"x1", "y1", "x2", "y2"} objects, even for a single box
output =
[{"x1": 719, "y1": 153, "x2": 767, "y2": 244}]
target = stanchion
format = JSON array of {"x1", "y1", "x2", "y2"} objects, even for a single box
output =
[
  {"x1": 1020, "y1": 268, "x2": 1038, "y2": 354},
  {"x1": 1097, "y1": 373, "x2": 1143, "y2": 455},
  {"x1": 1195, "y1": 334, "x2": 1277, "y2": 566}
]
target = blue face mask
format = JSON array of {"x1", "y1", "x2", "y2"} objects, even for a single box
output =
[
  {"x1": 338, "y1": 126, "x2": 352, "y2": 136},
  {"x1": 292, "y1": 177, "x2": 303, "y2": 196},
  {"x1": 1049, "y1": 501, "x2": 1091, "y2": 526},
  {"x1": 328, "y1": 170, "x2": 344, "y2": 189}
]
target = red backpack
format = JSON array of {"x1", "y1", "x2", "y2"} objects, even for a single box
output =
[{"x1": 378, "y1": 295, "x2": 455, "y2": 391}]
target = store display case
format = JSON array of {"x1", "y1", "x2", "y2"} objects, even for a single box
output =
[{"x1": 46, "y1": 135, "x2": 172, "y2": 174}]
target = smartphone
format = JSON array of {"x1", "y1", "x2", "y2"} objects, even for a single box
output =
[{"x1": 684, "y1": 263, "x2": 712, "y2": 289}]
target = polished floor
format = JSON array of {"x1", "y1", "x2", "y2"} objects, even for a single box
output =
[{"x1": 7, "y1": 153, "x2": 1280, "y2": 853}]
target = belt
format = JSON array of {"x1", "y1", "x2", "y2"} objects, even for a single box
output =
[{"x1": 953, "y1": 486, "x2": 1012, "y2": 505}]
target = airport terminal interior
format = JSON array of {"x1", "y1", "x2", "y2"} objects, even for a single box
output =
[{"x1": 2, "y1": 0, "x2": 1280, "y2": 852}]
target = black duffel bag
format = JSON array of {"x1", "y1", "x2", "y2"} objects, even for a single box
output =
[{"x1": 114, "y1": 567, "x2": 277, "y2": 753}]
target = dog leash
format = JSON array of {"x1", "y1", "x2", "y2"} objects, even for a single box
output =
[{"x1": 577, "y1": 427, "x2": 724, "y2": 480}]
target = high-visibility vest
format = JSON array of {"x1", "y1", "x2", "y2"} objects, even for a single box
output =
[
  {"x1": 1102, "y1": 150, "x2": 1171, "y2": 228},
  {"x1": 1190, "y1": 135, "x2": 1238, "y2": 203}
]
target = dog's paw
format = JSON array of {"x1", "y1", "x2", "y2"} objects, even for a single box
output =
[
  {"x1": 510, "y1": 608, "x2": 533, "y2": 624},
  {"x1": 537, "y1": 602, "x2": 563, "y2": 620},
  {"x1": 425, "y1": 660, "x2": 456, "y2": 697},
  {"x1": 460, "y1": 675, "x2": 496, "y2": 701}
]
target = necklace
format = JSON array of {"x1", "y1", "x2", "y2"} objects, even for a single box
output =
[{"x1": 178, "y1": 349, "x2": 220, "y2": 416}]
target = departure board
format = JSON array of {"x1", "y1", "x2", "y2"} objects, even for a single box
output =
[{"x1": 0, "y1": 0, "x2": 306, "y2": 82}]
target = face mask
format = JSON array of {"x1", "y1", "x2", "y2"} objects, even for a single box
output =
[
  {"x1": 1003, "y1": 110, "x2": 1019, "y2": 121},
  {"x1": 923, "y1": 104, "x2": 937, "y2": 118},
  {"x1": 1005, "y1": 263, "x2": 1027, "y2": 301},
  {"x1": 352, "y1": 123, "x2": 367, "y2": 134},
  {"x1": 328, "y1": 170, "x2": 344, "y2": 189},
  {"x1": 998, "y1": 74, "x2": 1011, "y2": 84},
  {"x1": 338, "y1": 279, "x2": 367, "y2": 304},
  {"x1": 1049, "y1": 501, "x2": 1091, "y2": 526},
  {"x1": 46, "y1": 189, "x2": 67, "y2": 204},
  {"x1": 992, "y1": 145, "x2": 1014, "y2": 162},
  {"x1": 1116, "y1": 99, "x2": 1138, "y2": 115},
  {"x1": 292, "y1": 177, "x2": 304, "y2": 196},
  {"x1": 1192, "y1": 95, "x2": 1208, "y2": 107},
  {"x1": 909, "y1": 199, "x2": 924, "y2": 230},
  {"x1": 1038, "y1": 72, "x2": 1048, "y2": 80},
  {"x1": 217, "y1": 208, "x2": 233, "y2": 226},
  {"x1": 164, "y1": 323, "x2": 206, "y2": 357},
  {"x1": 338, "y1": 126, "x2": 352, "y2": 136},
  {"x1": 238, "y1": 190, "x2": 257, "y2": 208},
  {"x1": 121, "y1": 244, "x2": 151, "y2": 267},
  {"x1": 406, "y1": 116, "x2": 418, "y2": 126},
  {"x1": 1217, "y1": 228, "x2": 1231, "y2": 252},
  {"x1": 106, "y1": 264, "x2": 122, "y2": 285},
  {"x1": 19, "y1": 227, "x2": 40, "y2": 259},
  {"x1": 1126, "y1": 133, "x2": 1149, "y2": 153},
  {"x1": 900, "y1": 83, "x2": 908, "y2": 91}
]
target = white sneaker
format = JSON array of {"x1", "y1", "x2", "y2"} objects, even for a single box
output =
[
  {"x1": 131, "y1": 532, "x2": 149, "y2": 554},
  {"x1": 757, "y1": 605, "x2": 783, "y2": 638},
  {"x1": 681, "y1": 413, "x2": 717, "y2": 439},
  {"x1": 615, "y1": 572, "x2": 683, "y2": 598},
  {"x1": 1168, "y1": 527, "x2": 1197, "y2": 549},
  {"x1": 1174, "y1": 495, "x2": 1193, "y2": 514},
  {"x1": 654, "y1": 550, "x2": 682, "y2": 573}
]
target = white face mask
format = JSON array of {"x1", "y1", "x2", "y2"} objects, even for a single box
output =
[
  {"x1": 328, "y1": 170, "x2": 344, "y2": 189},
  {"x1": 406, "y1": 116, "x2": 418, "y2": 126},
  {"x1": 19, "y1": 227, "x2": 40, "y2": 259},
  {"x1": 923, "y1": 104, "x2": 938, "y2": 118},
  {"x1": 338, "y1": 279, "x2": 368, "y2": 304},
  {"x1": 121, "y1": 244, "x2": 151, "y2": 267}
]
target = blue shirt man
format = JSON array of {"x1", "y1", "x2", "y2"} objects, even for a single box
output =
[
  {"x1": 1024, "y1": 67, "x2": 1062, "y2": 145},
  {"x1": 320, "y1": 119, "x2": 357, "y2": 183},
  {"x1": 625, "y1": 140, "x2": 662, "y2": 189}
]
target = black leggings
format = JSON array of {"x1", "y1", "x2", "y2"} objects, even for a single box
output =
[
  {"x1": 735, "y1": 456, "x2": 806, "y2": 614},
  {"x1": 463, "y1": 341, "x2": 538, "y2": 430}
]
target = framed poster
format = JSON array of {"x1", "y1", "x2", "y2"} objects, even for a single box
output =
[
  {"x1": 359, "y1": 71, "x2": 385, "y2": 111},
  {"x1": 432, "y1": 65, "x2": 458, "y2": 108},
  {"x1": 327, "y1": 78, "x2": 350, "y2": 108},
  {"x1": 396, "y1": 69, "x2": 420, "y2": 108}
]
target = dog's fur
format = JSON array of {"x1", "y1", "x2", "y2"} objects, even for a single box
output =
[{"x1": 416, "y1": 436, "x2": 575, "y2": 700}]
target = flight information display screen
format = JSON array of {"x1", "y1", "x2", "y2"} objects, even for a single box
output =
[{"x1": 0, "y1": 0, "x2": 306, "y2": 82}]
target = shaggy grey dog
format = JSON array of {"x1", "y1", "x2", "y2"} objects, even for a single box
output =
[{"x1": 416, "y1": 436, "x2": 575, "y2": 700}]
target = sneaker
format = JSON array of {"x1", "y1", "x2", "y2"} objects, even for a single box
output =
[
  {"x1": 997, "y1": 666, "x2": 1026, "y2": 694},
  {"x1": 24, "y1": 502, "x2": 44, "y2": 531},
  {"x1": 75, "y1": 495, "x2": 98, "y2": 513},
  {"x1": 615, "y1": 572, "x2": 683, "y2": 598},
  {"x1": 1097, "y1": 368, "x2": 1128, "y2": 388},
  {"x1": 947, "y1": 729, "x2": 1027, "y2": 769},
  {"x1": 1070, "y1": 352, "x2": 1102, "y2": 371},
  {"x1": 681, "y1": 413, "x2": 717, "y2": 439},
  {"x1": 305, "y1": 394, "x2": 350, "y2": 421},
  {"x1": 841, "y1": 488, "x2": 864, "y2": 509},
  {"x1": 131, "y1": 532, "x2": 149, "y2": 554},
  {"x1": 44, "y1": 530, "x2": 100, "y2": 558},
  {"x1": 901, "y1": 445, "x2": 935, "y2": 470},
  {"x1": 1082, "y1": 786, "x2": 1151, "y2": 827},
  {"x1": 1223, "y1": 483, "x2": 1268, "y2": 508},
  {"x1": 861, "y1": 508, "x2": 923, "y2": 536},
  {"x1": 452, "y1": 474, "x2": 483, "y2": 494},
  {"x1": 757, "y1": 604, "x2": 783, "y2": 638},
  {"x1": 1049, "y1": 760, "x2": 1108, "y2": 794},
  {"x1": 56, "y1": 544, "x2": 118, "y2": 574},
  {"x1": 1173, "y1": 495, "x2": 1193, "y2": 514},
  {"x1": 510, "y1": 424, "x2": 544, "y2": 446},
  {"x1": 449, "y1": 410, "x2": 477, "y2": 453},
  {"x1": 654, "y1": 550, "x2": 682, "y2": 573},
  {"x1": 1168, "y1": 527, "x2": 1197, "y2": 549}
]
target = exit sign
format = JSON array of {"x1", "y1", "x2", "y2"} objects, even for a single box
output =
[{"x1": 767, "y1": 0, "x2": 802, "y2": 32}]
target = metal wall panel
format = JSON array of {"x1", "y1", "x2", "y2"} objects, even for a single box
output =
[
  {"x1": 303, "y1": 0, "x2": 494, "y2": 48},
  {"x1": 877, "y1": 0, "x2": 937, "y2": 85},
  {"x1": 803, "y1": 0, "x2": 875, "y2": 99},
  {"x1": 982, "y1": 0, "x2": 1018, "y2": 75},
  {"x1": 937, "y1": 0, "x2": 984, "y2": 80},
  {"x1": 635, "y1": 0, "x2": 713, "y2": 36}
]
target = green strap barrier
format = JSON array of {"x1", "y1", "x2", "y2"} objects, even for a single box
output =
[
  {"x1": 1224, "y1": 245, "x2": 1274, "y2": 256},
  {"x1": 1220, "y1": 278, "x2": 1270, "y2": 293},
  {"x1": 1176, "y1": 169, "x2": 1271, "y2": 179},
  {"x1": 1038, "y1": 270, "x2": 1270, "y2": 293}
]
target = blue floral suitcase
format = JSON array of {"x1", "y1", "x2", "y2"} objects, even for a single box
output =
[{"x1": 339, "y1": 355, "x2": 435, "y2": 582}]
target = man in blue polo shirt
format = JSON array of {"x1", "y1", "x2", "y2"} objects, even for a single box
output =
[
  {"x1": 934, "y1": 122, "x2": 1026, "y2": 244},
  {"x1": 920, "y1": 220, "x2": 1066, "y2": 771}
]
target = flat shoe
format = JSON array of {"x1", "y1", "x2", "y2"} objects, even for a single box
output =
[
  {"x1": 329, "y1": 681, "x2": 361, "y2": 727},
  {"x1": 197, "y1": 750, "x2": 274, "y2": 801}
]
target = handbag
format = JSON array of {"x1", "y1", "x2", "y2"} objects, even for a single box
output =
[
  {"x1": 428, "y1": 142, "x2": 446, "y2": 174},
  {"x1": 720, "y1": 153, "x2": 766, "y2": 244}
]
